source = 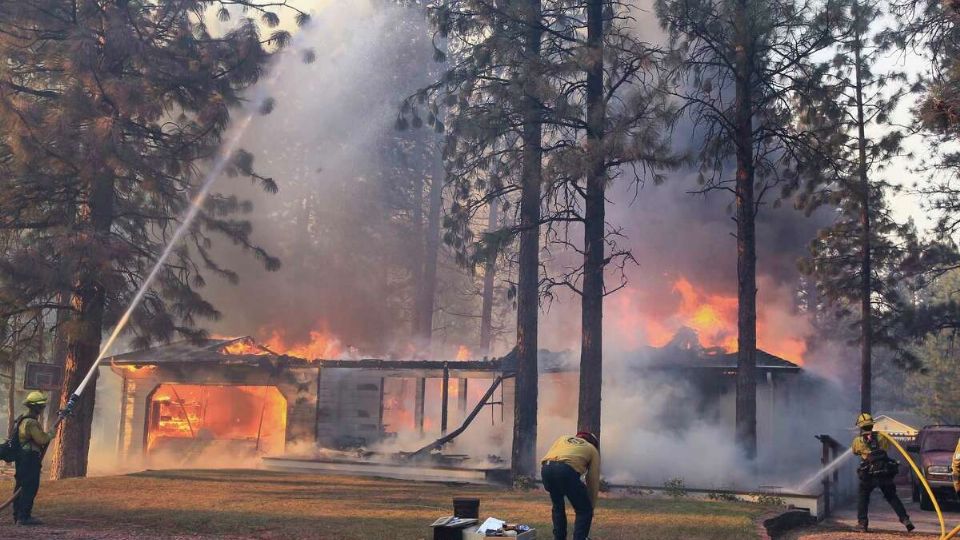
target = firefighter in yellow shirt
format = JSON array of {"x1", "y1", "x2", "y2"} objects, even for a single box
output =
[
  {"x1": 540, "y1": 432, "x2": 600, "y2": 540},
  {"x1": 851, "y1": 413, "x2": 913, "y2": 533},
  {"x1": 14, "y1": 391, "x2": 52, "y2": 526}
]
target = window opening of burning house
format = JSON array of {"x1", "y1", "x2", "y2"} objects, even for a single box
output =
[{"x1": 144, "y1": 384, "x2": 287, "y2": 460}]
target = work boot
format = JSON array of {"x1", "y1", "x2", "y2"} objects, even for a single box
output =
[
  {"x1": 903, "y1": 518, "x2": 915, "y2": 532},
  {"x1": 17, "y1": 517, "x2": 42, "y2": 526}
]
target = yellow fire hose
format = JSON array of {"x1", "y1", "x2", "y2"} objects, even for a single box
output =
[{"x1": 877, "y1": 431, "x2": 958, "y2": 539}]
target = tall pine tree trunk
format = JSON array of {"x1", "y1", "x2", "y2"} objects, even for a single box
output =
[
  {"x1": 7, "y1": 339, "x2": 16, "y2": 435},
  {"x1": 49, "y1": 175, "x2": 115, "y2": 479},
  {"x1": 511, "y1": 0, "x2": 543, "y2": 482},
  {"x1": 578, "y1": 0, "x2": 606, "y2": 437},
  {"x1": 411, "y1": 173, "x2": 426, "y2": 341},
  {"x1": 852, "y1": 1, "x2": 871, "y2": 414},
  {"x1": 416, "y1": 163, "x2": 443, "y2": 345},
  {"x1": 733, "y1": 0, "x2": 758, "y2": 460},
  {"x1": 480, "y1": 201, "x2": 499, "y2": 356},
  {"x1": 46, "y1": 301, "x2": 70, "y2": 433}
]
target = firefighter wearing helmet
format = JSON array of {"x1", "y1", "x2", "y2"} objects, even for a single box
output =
[
  {"x1": 13, "y1": 391, "x2": 53, "y2": 526},
  {"x1": 851, "y1": 412, "x2": 914, "y2": 533},
  {"x1": 540, "y1": 431, "x2": 601, "y2": 540}
]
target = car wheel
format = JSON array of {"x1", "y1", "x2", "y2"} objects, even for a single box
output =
[{"x1": 919, "y1": 488, "x2": 934, "y2": 511}]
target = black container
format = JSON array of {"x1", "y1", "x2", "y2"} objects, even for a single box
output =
[
  {"x1": 453, "y1": 497, "x2": 480, "y2": 519},
  {"x1": 433, "y1": 525, "x2": 469, "y2": 540}
]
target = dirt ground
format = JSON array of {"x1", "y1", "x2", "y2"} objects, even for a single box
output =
[
  {"x1": 782, "y1": 525, "x2": 939, "y2": 540},
  {"x1": 0, "y1": 469, "x2": 774, "y2": 539}
]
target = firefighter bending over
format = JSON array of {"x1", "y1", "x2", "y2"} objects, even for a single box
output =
[
  {"x1": 540, "y1": 431, "x2": 600, "y2": 540},
  {"x1": 852, "y1": 413, "x2": 914, "y2": 533},
  {"x1": 14, "y1": 391, "x2": 52, "y2": 526}
]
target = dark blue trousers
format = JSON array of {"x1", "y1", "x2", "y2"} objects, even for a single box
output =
[
  {"x1": 541, "y1": 461, "x2": 593, "y2": 540},
  {"x1": 13, "y1": 451, "x2": 41, "y2": 522}
]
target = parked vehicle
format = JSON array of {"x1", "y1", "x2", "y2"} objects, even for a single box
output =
[{"x1": 908, "y1": 425, "x2": 960, "y2": 511}]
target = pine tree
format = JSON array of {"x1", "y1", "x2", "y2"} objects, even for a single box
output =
[
  {"x1": 906, "y1": 269, "x2": 960, "y2": 423},
  {"x1": 655, "y1": 0, "x2": 833, "y2": 458},
  {"x1": 400, "y1": 0, "x2": 580, "y2": 480},
  {"x1": 0, "y1": 0, "x2": 308, "y2": 478},
  {"x1": 792, "y1": 0, "x2": 908, "y2": 413},
  {"x1": 889, "y1": 0, "x2": 960, "y2": 139}
]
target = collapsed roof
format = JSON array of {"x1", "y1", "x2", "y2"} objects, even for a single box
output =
[{"x1": 106, "y1": 336, "x2": 504, "y2": 378}]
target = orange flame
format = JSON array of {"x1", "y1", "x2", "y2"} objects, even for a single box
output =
[
  {"x1": 146, "y1": 384, "x2": 287, "y2": 455},
  {"x1": 455, "y1": 345, "x2": 471, "y2": 361},
  {"x1": 610, "y1": 276, "x2": 806, "y2": 364},
  {"x1": 116, "y1": 364, "x2": 157, "y2": 376},
  {"x1": 672, "y1": 277, "x2": 739, "y2": 352},
  {"x1": 221, "y1": 338, "x2": 270, "y2": 356},
  {"x1": 261, "y1": 328, "x2": 341, "y2": 360}
]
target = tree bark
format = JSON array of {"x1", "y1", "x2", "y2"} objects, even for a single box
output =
[
  {"x1": 511, "y1": 0, "x2": 543, "y2": 482},
  {"x1": 415, "y1": 160, "x2": 443, "y2": 348},
  {"x1": 7, "y1": 343, "x2": 16, "y2": 436},
  {"x1": 852, "y1": 0, "x2": 872, "y2": 414},
  {"x1": 733, "y1": 0, "x2": 758, "y2": 460},
  {"x1": 49, "y1": 175, "x2": 115, "y2": 479},
  {"x1": 577, "y1": 0, "x2": 606, "y2": 437},
  {"x1": 47, "y1": 299, "x2": 71, "y2": 433},
  {"x1": 411, "y1": 172, "x2": 426, "y2": 341},
  {"x1": 480, "y1": 200, "x2": 500, "y2": 356}
]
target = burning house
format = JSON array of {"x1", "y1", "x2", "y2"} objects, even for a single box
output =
[
  {"x1": 107, "y1": 326, "x2": 816, "y2": 485},
  {"x1": 108, "y1": 336, "x2": 511, "y2": 467}
]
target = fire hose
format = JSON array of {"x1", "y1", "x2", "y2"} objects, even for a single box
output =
[{"x1": 877, "y1": 431, "x2": 960, "y2": 540}]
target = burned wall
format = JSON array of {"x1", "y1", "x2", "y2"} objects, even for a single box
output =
[
  {"x1": 115, "y1": 363, "x2": 319, "y2": 463},
  {"x1": 315, "y1": 368, "x2": 384, "y2": 448}
]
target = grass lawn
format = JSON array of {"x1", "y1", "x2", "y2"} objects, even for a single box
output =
[{"x1": 0, "y1": 469, "x2": 771, "y2": 539}]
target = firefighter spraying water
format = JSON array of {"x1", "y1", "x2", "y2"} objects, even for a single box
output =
[
  {"x1": 852, "y1": 413, "x2": 914, "y2": 533},
  {"x1": 0, "y1": 392, "x2": 54, "y2": 526}
]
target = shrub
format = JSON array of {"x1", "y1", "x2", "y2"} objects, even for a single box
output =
[
  {"x1": 663, "y1": 477, "x2": 688, "y2": 498},
  {"x1": 513, "y1": 475, "x2": 536, "y2": 491},
  {"x1": 707, "y1": 491, "x2": 741, "y2": 502},
  {"x1": 755, "y1": 493, "x2": 786, "y2": 506}
]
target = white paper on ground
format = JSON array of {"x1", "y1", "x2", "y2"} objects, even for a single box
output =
[{"x1": 477, "y1": 517, "x2": 506, "y2": 533}]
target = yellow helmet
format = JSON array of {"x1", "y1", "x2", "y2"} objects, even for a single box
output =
[
  {"x1": 856, "y1": 412, "x2": 874, "y2": 428},
  {"x1": 23, "y1": 391, "x2": 48, "y2": 407}
]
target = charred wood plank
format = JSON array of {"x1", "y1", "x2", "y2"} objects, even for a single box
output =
[
  {"x1": 441, "y1": 363, "x2": 449, "y2": 435},
  {"x1": 408, "y1": 375, "x2": 505, "y2": 458}
]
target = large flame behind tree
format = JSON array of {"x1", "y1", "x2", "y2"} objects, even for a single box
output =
[{"x1": 609, "y1": 275, "x2": 809, "y2": 364}]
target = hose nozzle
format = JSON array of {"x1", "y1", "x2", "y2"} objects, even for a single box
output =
[{"x1": 59, "y1": 393, "x2": 80, "y2": 419}]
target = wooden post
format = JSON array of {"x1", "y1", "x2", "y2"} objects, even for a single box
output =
[
  {"x1": 441, "y1": 364, "x2": 449, "y2": 435},
  {"x1": 821, "y1": 437, "x2": 831, "y2": 516},
  {"x1": 831, "y1": 444, "x2": 840, "y2": 504},
  {"x1": 378, "y1": 377, "x2": 385, "y2": 435},
  {"x1": 415, "y1": 377, "x2": 426, "y2": 435},
  {"x1": 458, "y1": 378, "x2": 468, "y2": 414},
  {"x1": 314, "y1": 368, "x2": 322, "y2": 443},
  {"x1": 410, "y1": 376, "x2": 505, "y2": 457},
  {"x1": 116, "y1": 374, "x2": 129, "y2": 458}
]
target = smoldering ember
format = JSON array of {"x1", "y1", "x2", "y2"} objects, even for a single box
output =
[{"x1": 1, "y1": 0, "x2": 960, "y2": 539}]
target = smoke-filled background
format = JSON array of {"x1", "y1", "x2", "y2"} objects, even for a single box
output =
[{"x1": 86, "y1": 0, "x2": 864, "y2": 489}]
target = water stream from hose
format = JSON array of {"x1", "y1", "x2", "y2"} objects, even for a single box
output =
[
  {"x1": 69, "y1": 43, "x2": 299, "y2": 401},
  {"x1": 793, "y1": 447, "x2": 853, "y2": 494}
]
